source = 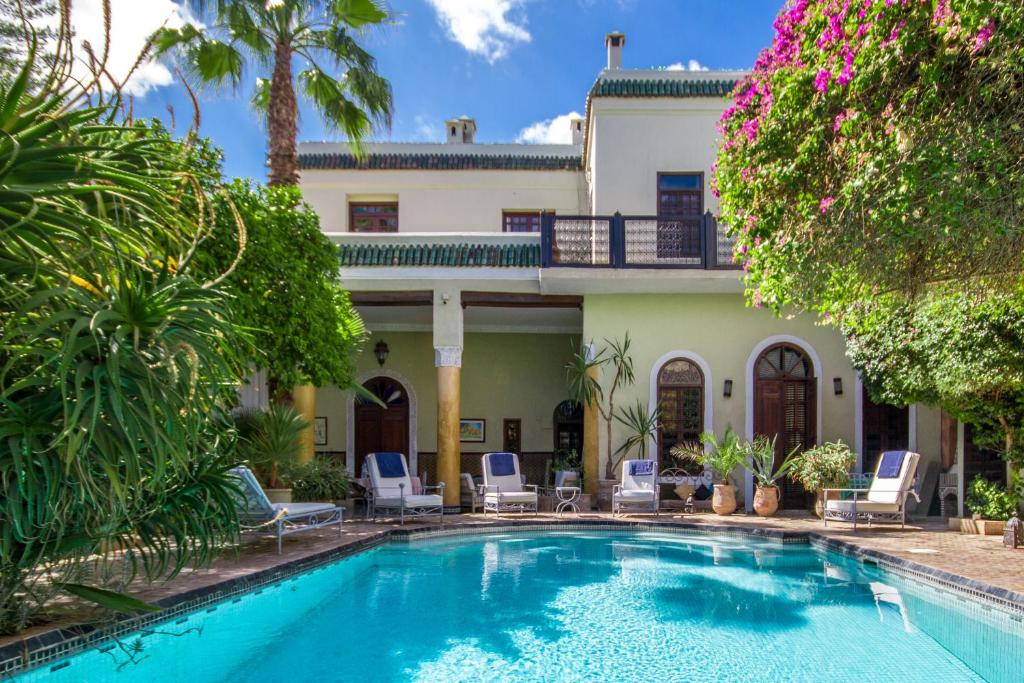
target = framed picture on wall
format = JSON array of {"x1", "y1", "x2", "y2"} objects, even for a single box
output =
[
  {"x1": 459, "y1": 418, "x2": 486, "y2": 443},
  {"x1": 313, "y1": 417, "x2": 328, "y2": 446}
]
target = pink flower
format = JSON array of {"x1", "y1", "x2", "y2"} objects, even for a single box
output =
[
  {"x1": 820, "y1": 196, "x2": 836, "y2": 214},
  {"x1": 973, "y1": 19, "x2": 995, "y2": 53},
  {"x1": 814, "y1": 69, "x2": 831, "y2": 93},
  {"x1": 739, "y1": 244, "x2": 748, "y2": 255}
]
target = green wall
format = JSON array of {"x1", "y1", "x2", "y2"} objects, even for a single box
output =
[
  {"x1": 581, "y1": 293, "x2": 858, "y2": 475},
  {"x1": 314, "y1": 331, "x2": 575, "y2": 457}
]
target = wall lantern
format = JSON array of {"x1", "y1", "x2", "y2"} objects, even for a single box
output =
[
  {"x1": 833, "y1": 377, "x2": 843, "y2": 396},
  {"x1": 723, "y1": 379, "x2": 733, "y2": 398},
  {"x1": 374, "y1": 340, "x2": 390, "y2": 367}
]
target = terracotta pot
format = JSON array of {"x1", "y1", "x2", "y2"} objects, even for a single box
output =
[
  {"x1": 753, "y1": 486, "x2": 779, "y2": 517},
  {"x1": 265, "y1": 488, "x2": 292, "y2": 504},
  {"x1": 597, "y1": 479, "x2": 617, "y2": 512},
  {"x1": 711, "y1": 484, "x2": 737, "y2": 515},
  {"x1": 813, "y1": 491, "x2": 825, "y2": 519}
]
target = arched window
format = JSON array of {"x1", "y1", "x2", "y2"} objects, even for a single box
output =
[{"x1": 658, "y1": 358, "x2": 704, "y2": 470}]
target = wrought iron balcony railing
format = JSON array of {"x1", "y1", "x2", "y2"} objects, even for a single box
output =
[{"x1": 540, "y1": 211, "x2": 738, "y2": 269}]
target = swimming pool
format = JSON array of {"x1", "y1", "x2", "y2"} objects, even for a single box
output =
[{"x1": 11, "y1": 530, "x2": 1024, "y2": 682}]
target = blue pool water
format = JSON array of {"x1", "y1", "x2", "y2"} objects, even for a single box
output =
[{"x1": 14, "y1": 531, "x2": 1024, "y2": 682}]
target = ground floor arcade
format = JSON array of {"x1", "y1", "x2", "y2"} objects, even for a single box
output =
[{"x1": 256, "y1": 289, "x2": 1004, "y2": 517}]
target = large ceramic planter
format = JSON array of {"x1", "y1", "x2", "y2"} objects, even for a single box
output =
[
  {"x1": 753, "y1": 486, "x2": 780, "y2": 517},
  {"x1": 265, "y1": 488, "x2": 292, "y2": 504},
  {"x1": 813, "y1": 491, "x2": 826, "y2": 519},
  {"x1": 597, "y1": 479, "x2": 617, "y2": 512},
  {"x1": 711, "y1": 484, "x2": 737, "y2": 515}
]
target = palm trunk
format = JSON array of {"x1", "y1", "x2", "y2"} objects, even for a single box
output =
[{"x1": 267, "y1": 40, "x2": 299, "y2": 187}]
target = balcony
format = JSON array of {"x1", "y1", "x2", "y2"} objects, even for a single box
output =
[{"x1": 541, "y1": 211, "x2": 738, "y2": 270}]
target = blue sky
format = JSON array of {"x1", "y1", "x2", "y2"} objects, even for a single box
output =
[{"x1": 115, "y1": 0, "x2": 782, "y2": 180}]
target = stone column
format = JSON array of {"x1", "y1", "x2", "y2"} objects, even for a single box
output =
[
  {"x1": 433, "y1": 286, "x2": 463, "y2": 511},
  {"x1": 436, "y1": 346, "x2": 462, "y2": 510},
  {"x1": 292, "y1": 384, "x2": 316, "y2": 464},
  {"x1": 582, "y1": 344, "x2": 600, "y2": 497}
]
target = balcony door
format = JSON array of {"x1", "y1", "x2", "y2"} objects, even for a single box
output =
[
  {"x1": 656, "y1": 173, "x2": 703, "y2": 259},
  {"x1": 753, "y1": 343, "x2": 816, "y2": 509}
]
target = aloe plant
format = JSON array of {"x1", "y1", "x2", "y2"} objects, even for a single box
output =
[
  {"x1": 747, "y1": 435, "x2": 798, "y2": 488},
  {"x1": 0, "y1": 39, "x2": 250, "y2": 633}
]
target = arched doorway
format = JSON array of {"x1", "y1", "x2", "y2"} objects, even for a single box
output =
[
  {"x1": 553, "y1": 400, "x2": 583, "y2": 455},
  {"x1": 354, "y1": 376, "x2": 410, "y2": 464},
  {"x1": 657, "y1": 358, "x2": 704, "y2": 471},
  {"x1": 753, "y1": 343, "x2": 816, "y2": 509}
]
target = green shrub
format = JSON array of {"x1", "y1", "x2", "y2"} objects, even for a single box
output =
[
  {"x1": 966, "y1": 476, "x2": 1019, "y2": 520},
  {"x1": 286, "y1": 458, "x2": 352, "y2": 502},
  {"x1": 789, "y1": 441, "x2": 855, "y2": 492}
]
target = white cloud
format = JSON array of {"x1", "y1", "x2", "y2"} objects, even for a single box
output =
[
  {"x1": 426, "y1": 0, "x2": 530, "y2": 63},
  {"x1": 516, "y1": 110, "x2": 582, "y2": 145},
  {"x1": 666, "y1": 59, "x2": 709, "y2": 71},
  {"x1": 68, "y1": 0, "x2": 194, "y2": 96},
  {"x1": 412, "y1": 114, "x2": 443, "y2": 142}
]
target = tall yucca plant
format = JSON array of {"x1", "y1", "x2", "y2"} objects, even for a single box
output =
[{"x1": 0, "y1": 37, "x2": 251, "y2": 633}]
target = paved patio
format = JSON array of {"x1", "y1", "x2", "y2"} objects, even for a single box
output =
[{"x1": 3, "y1": 511, "x2": 1023, "y2": 664}]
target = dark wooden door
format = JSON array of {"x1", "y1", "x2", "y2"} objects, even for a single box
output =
[
  {"x1": 754, "y1": 344, "x2": 816, "y2": 509},
  {"x1": 964, "y1": 424, "x2": 1007, "y2": 487},
  {"x1": 861, "y1": 384, "x2": 909, "y2": 473},
  {"x1": 354, "y1": 377, "x2": 409, "y2": 463}
]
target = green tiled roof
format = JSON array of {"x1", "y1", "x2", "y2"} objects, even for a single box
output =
[
  {"x1": 300, "y1": 152, "x2": 581, "y2": 171},
  {"x1": 339, "y1": 242, "x2": 541, "y2": 267},
  {"x1": 591, "y1": 78, "x2": 739, "y2": 98}
]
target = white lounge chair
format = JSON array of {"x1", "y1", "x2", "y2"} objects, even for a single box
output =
[
  {"x1": 364, "y1": 452, "x2": 444, "y2": 524},
  {"x1": 824, "y1": 450, "x2": 921, "y2": 529},
  {"x1": 230, "y1": 466, "x2": 343, "y2": 554},
  {"x1": 613, "y1": 459, "x2": 659, "y2": 516},
  {"x1": 481, "y1": 452, "x2": 538, "y2": 515},
  {"x1": 460, "y1": 473, "x2": 481, "y2": 513}
]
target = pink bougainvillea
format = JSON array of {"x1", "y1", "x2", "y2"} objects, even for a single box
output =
[{"x1": 713, "y1": 0, "x2": 1019, "y2": 315}]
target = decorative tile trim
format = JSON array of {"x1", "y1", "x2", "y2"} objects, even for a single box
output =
[
  {"x1": 338, "y1": 242, "x2": 542, "y2": 268},
  {"x1": 590, "y1": 77, "x2": 740, "y2": 99},
  {"x1": 4, "y1": 519, "x2": 1022, "y2": 679},
  {"x1": 299, "y1": 152, "x2": 582, "y2": 172}
]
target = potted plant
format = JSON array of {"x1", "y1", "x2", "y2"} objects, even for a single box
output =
[
  {"x1": 550, "y1": 448, "x2": 582, "y2": 487},
  {"x1": 746, "y1": 435, "x2": 796, "y2": 517},
  {"x1": 789, "y1": 441, "x2": 855, "y2": 517},
  {"x1": 286, "y1": 457, "x2": 352, "y2": 507},
  {"x1": 672, "y1": 427, "x2": 747, "y2": 515},
  {"x1": 964, "y1": 476, "x2": 1018, "y2": 535},
  {"x1": 235, "y1": 404, "x2": 309, "y2": 503}
]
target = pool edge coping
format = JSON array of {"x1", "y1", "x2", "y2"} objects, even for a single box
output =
[{"x1": 2, "y1": 518, "x2": 1022, "y2": 679}]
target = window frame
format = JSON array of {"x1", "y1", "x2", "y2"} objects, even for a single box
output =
[
  {"x1": 502, "y1": 210, "x2": 544, "y2": 233},
  {"x1": 349, "y1": 201, "x2": 399, "y2": 233},
  {"x1": 656, "y1": 358, "x2": 705, "y2": 470}
]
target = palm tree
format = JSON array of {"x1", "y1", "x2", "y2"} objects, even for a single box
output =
[{"x1": 155, "y1": 0, "x2": 393, "y2": 186}]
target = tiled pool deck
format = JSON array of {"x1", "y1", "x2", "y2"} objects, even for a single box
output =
[{"x1": 2, "y1": 511, "x2": 1023, "y2": 678}]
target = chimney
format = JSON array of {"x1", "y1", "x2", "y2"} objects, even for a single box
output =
[
  {"x1": 605, "y1": 32, "x2": 625, "y2": 69},
  {"x1": 445, "y1": 116, "x2": 476, "y2": 144},
  {"x1": 569, "y1": 116, "x2": 584, "y2": 146}
]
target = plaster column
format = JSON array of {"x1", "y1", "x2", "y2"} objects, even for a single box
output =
[
  {"x1": 436, "y1": 347, "x2": 462, "y2": 509},
  {"x1": 292, "y1": 384, "x2": 316, "y2": 464},
  {"x1": 582, "y1": 344, "x2": 600, "y2": 497},
  {"x1": 433, "y1": 286, "x2": 463, "y2": 510}
]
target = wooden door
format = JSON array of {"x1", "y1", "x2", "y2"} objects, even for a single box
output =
[
  {"x1": 354, "y1": 377, "x2": 409, "y2": 463},
  {"x1": 861, "y1": 385, "x2": 909, "y2": 473},
  {"x1": 753, "y1": 344, "x2": 816, "y2": 509}
]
